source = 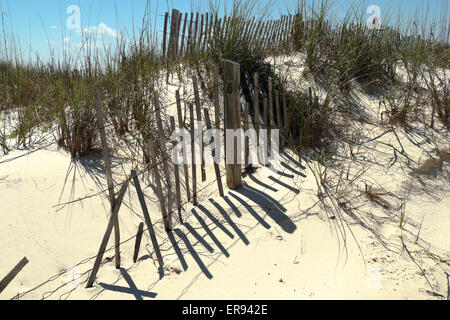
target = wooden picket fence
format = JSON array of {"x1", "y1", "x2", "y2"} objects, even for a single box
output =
[
  {"x1": 85, "y1": 57, "x2": 290, "y2": 287},
  {"x1": 162, "y1": 9, "x2": 301, "y2": 58}
]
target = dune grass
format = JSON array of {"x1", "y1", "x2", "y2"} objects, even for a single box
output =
[{"x1": 0, "y1": 0, "x2": 448, "y2": 160}]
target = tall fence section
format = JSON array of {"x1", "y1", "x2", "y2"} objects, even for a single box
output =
[
  {"x1": 162, "y1": 9, "x2": 305, "y2": 58},
  {"x1": 83, "y1": 52, "x2": 292, "y2": 287}
]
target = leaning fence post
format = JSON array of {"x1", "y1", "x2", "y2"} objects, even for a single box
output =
[
  {"x1": 223, "y1": 59, "x2": 242, "y2": 190},
  {"x1": 203, "y1": 108, "x2": 224, "y2": 197},
  {"x1": 94, "y1": 87, "x2": 121, "y2": 270},
  {"x1": 86, "y1": 181, "x2": 128, "y2": 288},
  {"x1": 0, "y1": 257, "x2": 29, "y2": 294},
  {"x1": 131, "y1": 170, "x2": 164, "y2": 268}
]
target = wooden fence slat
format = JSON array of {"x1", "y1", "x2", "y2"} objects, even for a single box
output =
[
  {"x1": 275, "y1": 89, "x2": 282, "y2": 129},
  {"x1": 278, "y1": 16, "x2": 285, "y2": 47},
  {"x1": 0, "y1": 257, "x2": 29, "y2": 294},
  {"x1": 264, "y1": 20, "x2": 273, "y2": 49},
  {"x1": 203, "y1": 108, "x2": 224, "y2": 197},
  {"x1": 214, "y1": 73, "x2": 222, "y2": 131},
  {"x1": 176, "y1": 90, "x2": 191, "y2": 202},
  {"x1": 94, "y1": 87, "x2": 121, "y2": 270},
  {"x1": 268, "y1": 76, "x2": 274, "y2": 145},
  {"x1": 282, "y1": 90, "x2": 288, "y2": 145},
  {"x1": 224, "y1": 59, "x2": 242, "y2": 190},
  {"x1": 170, "y1": 116, "x2": 183, "y2": 223},
  {"x1": 180, "y1": 12, "x2": 188, "y2": 56},
  {"x1": 198, "y1": 14, "x2": 204, "y2": 50},
  {"x1": 262, "y1": 97, "x2": 269, "y2": 166},
  {"x1": 192, "y1": 76, "x2": 206, "y2": 182},
  {"x1": 187, "y1": 12, "x2": 194, "y2": 53},
  {"x1": 154, "y1": 95, "x2": 173, "y2": 221},
  {"x1": 133, "y1": 223, "x2": 145, "y2": 263},
  {"x1": 222, "y1": 15, "x2": 228, "y2": 42},
  {"x1": 243, "y1": 103, "x2": 250, "y2": 170},
  {"x1": 245, "y1": 17, "x2": 256, "y2": 45},
  {"x1": 86, "y1": 181, "x2": 128, "y2": 288},
  {"x1": 162, "y1": 12, "x2": 169, "y2": 57},
  {"x1": 244, "y1": 17, "x2": 255, "y2": 41},
  {"x1": 224, "y1": 16, "x2": 231, "y2": 43},
  {"x1": 253, "y1": 72, "x2": 260, "y2": 151},
  {"x1": 202, "y1": 12, "x2": 209, "y2": 51},
  {"x1": 189, "y1": 102, "x2": 198, "y2": 205},
  {"x1": 254, "y1": 21, "x2": 265, "y2": 48},
  {"x1": 148, "y1": 136, "x2": 171, "y2": 231},
  {"x1": 168, "y1": 9, "x2": 180, "y2": 58},
  {"x1": 175, "y1": 11, "x2": 182, "y2": 55},
  {"x1": 131, "y1": 170, "x2": 164, "y2": 268},
  {"x1": 218, "y1": 18, "x2": 223, "y2": 41},
  {"x1": 250, "y1": 20, "x2": 262, "y2": 48},
  {"x1": 193, "y1": 13, "x2": 199, "y2": 50}
]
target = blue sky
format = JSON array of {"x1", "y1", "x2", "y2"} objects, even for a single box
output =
[{"x1": 0, "y1": 0, "x2": 447, "y2": 63}]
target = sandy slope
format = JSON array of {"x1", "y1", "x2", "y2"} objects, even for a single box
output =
[{"x1": 1, "y1": 55, "x2": 449, "y2": 300}]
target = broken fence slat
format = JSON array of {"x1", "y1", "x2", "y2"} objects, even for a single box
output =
[
  {"x1": 86, "y1": 181, "x2": 128, "y2": 288},
  {"x1": 94, "y1": 87, "x2": 121, "y2": 270},
  {"x1": 133, "y1": 223, "x2": 145, "y2": 263},
  {"x1": 0, "y1": 257, "x2": 29, "y2": 294},
  {"x1": 131, "y1": 170, "x2": 164, "y2": 269}
]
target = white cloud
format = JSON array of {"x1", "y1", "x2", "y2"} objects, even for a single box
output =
[
  {"x1": 83, "y1": 23, "x2": 117, "y2": 38},
  {"x1": 50, "y1": 25, "x2": 59, "y2": 30}
]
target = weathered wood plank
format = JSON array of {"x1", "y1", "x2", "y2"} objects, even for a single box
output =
[{"x1": 223, "y1": 59, "x2": 242, "y2": 190}]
